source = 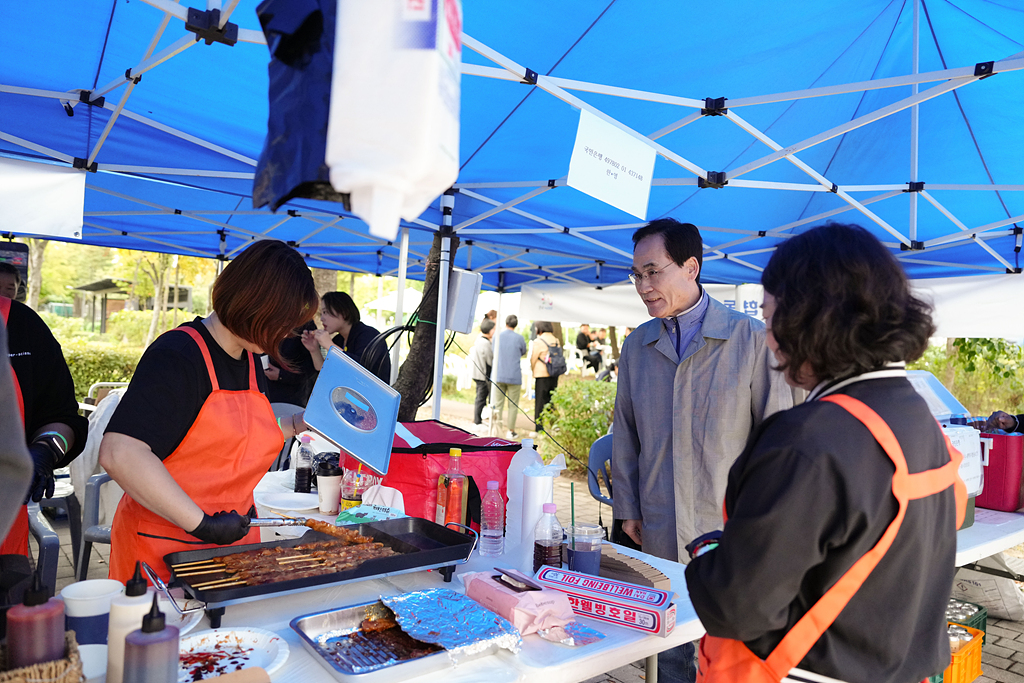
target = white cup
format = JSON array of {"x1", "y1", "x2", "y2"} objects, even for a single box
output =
[
  {"x1": 61, "y1": 579, "x2": 124, "y2": 645},
  {"x1": 317, "y1": 465, "x2": 343, "y2": 515},
  {"x1": 261, "y1": 354, "x2": 270, "y2": 370}
]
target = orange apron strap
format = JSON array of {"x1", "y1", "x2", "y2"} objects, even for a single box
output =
[
  {"x1": 177, "y1": 326, "x2": 219, "y2": 391},
  {"x1": 246, "y1": 350, "x2": 258, "y2": 391},
  {"x1": 765, "y1": 394, "x2": 956, "y2": 677}
]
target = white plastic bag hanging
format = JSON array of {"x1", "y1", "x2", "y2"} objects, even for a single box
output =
[{"x1": 326, "y1": 0, "x2": 462, "y2": 240}]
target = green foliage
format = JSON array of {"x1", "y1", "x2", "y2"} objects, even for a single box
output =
[
  {"x1": 37, "y1": 312, "x2": 103, "y2": 343},
  {"x1": 909, "y1": 339, "x2": 1024, "y2": 417},
  {"x1": 59, "y1": 340, "x2": 142, "y2": 402},
  {"x1": 441, "y1": 374, "x2": 475, "y2": 404},
  {"x1": 538, "y1": 376, "x2": 616, "y2": 476}
]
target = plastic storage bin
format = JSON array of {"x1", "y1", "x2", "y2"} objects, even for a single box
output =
[{"x1": 929, "y1": 622, "x2": 983, "y2": 683}]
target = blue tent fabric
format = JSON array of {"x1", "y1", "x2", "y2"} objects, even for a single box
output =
[{"x1": 1, "y1": 0, "x2": 1022, "y2": 290}]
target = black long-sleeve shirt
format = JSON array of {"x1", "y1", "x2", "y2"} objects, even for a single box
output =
[{"x1": 686, "y1": 377, "x2": 957, "y2": 683}]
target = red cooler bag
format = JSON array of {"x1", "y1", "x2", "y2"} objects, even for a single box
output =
[
  {"x1": 976, "y1": 432, "x2": 1024, "y2": 512},
  {"x1": 344, "y1": 420, "x2": 519, "y2": 531}
]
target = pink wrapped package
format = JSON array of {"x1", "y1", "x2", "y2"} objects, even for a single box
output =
[{"x1": 463, "y1": 570, "x2": 575, "y2": 637}]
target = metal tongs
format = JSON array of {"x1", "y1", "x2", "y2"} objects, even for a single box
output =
[{"x1": 248, "y1": 517, "x2": 309, "y2": 528}]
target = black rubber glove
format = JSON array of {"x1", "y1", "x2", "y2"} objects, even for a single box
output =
[
  {"x1": 189, "y1": 510, "x2": 251, "y2": 545},
  {"x1": 25, "y1": 438, "x2": 61, "y2": 503}
]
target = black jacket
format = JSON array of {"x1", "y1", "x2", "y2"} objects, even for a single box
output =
[
  {"x1": 333, "y1": 320, "x2": 391, "y2": 383},
  {"x1": 686, "y1": 376, "x2": 957, "y2": 683}
]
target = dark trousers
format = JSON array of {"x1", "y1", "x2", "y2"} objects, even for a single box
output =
[
  {"x1": 534, "y1": 376, "x2": 558, "y2": 430},
  {"x1": 473, "y1": 379, "x2": 489, "y2": 424}
]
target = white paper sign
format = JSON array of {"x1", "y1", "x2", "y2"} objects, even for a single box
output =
[
  {"x1": 0, "y1": 158, "x2": 84, "y2": 239},
  {"x1": 567, "y1": 109, "x2": 656, "y2": 219}
]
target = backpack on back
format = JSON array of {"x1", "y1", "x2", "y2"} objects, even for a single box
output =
[{"x1": 542, "y1": 340, "x2": 568, "y2": 377}]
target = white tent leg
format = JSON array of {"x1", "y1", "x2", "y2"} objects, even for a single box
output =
[
  {"x1": 909, "y1": 0, "x2": 921, "y2": 242},
  {"x1": 391, "y1": 227, "x2": 409, "y2": 385},
  {"x1": 432, "y1": 192, "x2": 455, "y2": 421}
]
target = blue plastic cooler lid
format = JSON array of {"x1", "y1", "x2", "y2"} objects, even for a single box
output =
[{"x1": 303, "y1": 346, "x2": 400, "y2": 475}]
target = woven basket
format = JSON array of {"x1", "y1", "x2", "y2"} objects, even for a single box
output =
[{"x1": 0, "y1": 631, "x2": 83, "y2": 683}]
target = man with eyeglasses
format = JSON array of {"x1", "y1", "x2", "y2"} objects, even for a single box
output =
[{"x1": 612, "y1": 218, "x2": 795, "y2": 683}]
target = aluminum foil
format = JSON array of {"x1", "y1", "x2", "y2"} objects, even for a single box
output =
[{"x1": 382, "y1": 588, "x2": 522, "y2": 659}]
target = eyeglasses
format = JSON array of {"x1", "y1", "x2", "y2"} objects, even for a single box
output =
[{"x1": 628, "y1": 261, "x2": 678, "y2": 286}]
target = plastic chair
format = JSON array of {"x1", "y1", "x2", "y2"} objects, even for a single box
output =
[
  {"x1": 587, "y1": 434, "x2": 614, "y2": 507},
  {"x1": 27, "y1": 503, "x2": 60, "y2": 597},
  {"x1": 76, "y1": 472, "x2": 112, "y2": 582},
  {"x1": 38, "y1": 477, "x2": 81, "y2": 577}
]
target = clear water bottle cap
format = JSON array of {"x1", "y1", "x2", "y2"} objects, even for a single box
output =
[
  {"x1": 487, "y1": 480, "x2": 499, "y2": 490},
  {"x1": 542, "y1": 503, "x2": 557, "y2": 514},
  {"x1": 299, "y1": 435, "x2": 311, "y2": 443}
]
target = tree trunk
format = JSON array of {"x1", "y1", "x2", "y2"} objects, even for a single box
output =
[
  {"x1": 143, "y1": 261, "x2": 166, "y2": 348},
  {"x1": 27, "y1": 238, "x2": 47, "y2": 310},
  {"x1": 944, "y1": 337, "x2": 957, "y2": 390},
  {"x1": 393, "y1": 232, "x2": 460, "y2": 421},
  {"x1": 126, "y1": 258, "x2": 141, "y2": 311},
  {"x1": 551, "y1": 322, "x2": 564, "y2": 346},
  {"x1": 312, "y1": 269, "x2": 337, "y2": 327},
  {"x1": 609, "y1": 326, "x2": 620, "y2": 359}
]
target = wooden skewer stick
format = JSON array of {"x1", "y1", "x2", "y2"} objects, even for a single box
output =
[
  {"x1": 176, "y1": 568, "x2": 230, "y2": 577},
  {"x1": 172, "y1": 559, "x2": 225, "y2": 569},
  {"x1": 275, "y1": 554, "x2": 313, "y2": 563},
  {"x1": 277, "y1": 557, "x2": 325, "y2": 566}
]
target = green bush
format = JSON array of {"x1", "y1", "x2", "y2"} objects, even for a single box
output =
[
  {"x1": 910, "y1": 340, "x2": 1024, "y2": 417},
  {"x1": 60, "y1": 340, "x2": 142, "y2": 402},
  {"x1": 37, "y1": 312, "x2": 103, "y2": 343},
  {"x1": 538, "y1": 377, "x2": 616, "y2": 476}
]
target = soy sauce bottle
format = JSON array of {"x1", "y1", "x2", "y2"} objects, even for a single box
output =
[
  {"x1": 533, "y1": 503, "x2": 564, "y2": 572},
  {"x1": 294, "y1": 434, "x2": 314, "y2": 493}
]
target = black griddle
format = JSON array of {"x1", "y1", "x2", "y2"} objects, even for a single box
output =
[{"x1": 161, "y1": 517, "x2": 475, "y2": 627}]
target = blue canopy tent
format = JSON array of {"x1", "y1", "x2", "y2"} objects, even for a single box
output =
[{"x1": 1, "y1": 0, "x2": 1023, "y2": 402}]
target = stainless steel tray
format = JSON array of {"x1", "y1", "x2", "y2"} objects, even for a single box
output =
[{"x1": 291, "y1": 600, "x2": 501, "y2": 682}]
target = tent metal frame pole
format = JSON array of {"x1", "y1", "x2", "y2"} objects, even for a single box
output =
[
  {"x1": 391, "y1": 227, "x2": 410, "y2": 385},
  {"x1": 433, "y1": 192, "x2": 455, "y2": 421},
  {"x1": 909, "y1": 0, "x2": 921, "y2": 242},
  {"x1": 99, "y1": 165, "x2": 254, "y2": 178},
  {"x1": 92, "y1": 35, "x2": 195, "y2": 101},
  {"x1": 453, "y1": 186, "x2": 551, "y2": 231},
  {"x1": 725, "y1": 110, "x2": 910, "y2": 246},
  {"x1": 0, "y1": 131, "x2": 74, "y2": 163},
  {"x1": 925, "y1": 213, "x2": 1024, "y2": 248},
  {"x1": 112, "y1": 108, "x2": 258, "y2": 165}
]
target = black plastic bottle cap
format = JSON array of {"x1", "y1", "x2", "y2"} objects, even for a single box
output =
[
  {"x1": 23, "y1": 572, "x2": 49, "y2": 607},
  {"x1": 125, "y1": 561, "x2": 148, "y2": 597},
  {"x1": 141, "y1": 593, "x2": 166, "y2": 633}
]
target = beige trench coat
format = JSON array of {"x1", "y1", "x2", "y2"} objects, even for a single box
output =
[{"x1": 611, "y1": 297, "x2": 796, "y2": 563}]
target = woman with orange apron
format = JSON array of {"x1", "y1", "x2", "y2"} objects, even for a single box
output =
[
  {"x1": 100, "y1": 241, "x2": 319, "y2": 584},
  {"x1": 0, "y1": 289, "x2": 87, "y2": 559},
  {"x1": 685, "y1": 224, "x2": 967, "y2": 683}
]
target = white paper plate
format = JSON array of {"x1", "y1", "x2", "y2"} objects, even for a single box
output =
[
  {"x1": 78, "y1": 644, "x2": 106, "y2": 682},
  {"x1": 254, "y1": 491, "x2": 320, "y2": 511},
  {"x1": 159, "y1": 598, "x2": 203, "y2": 636},
  {"x1": 178, "y1": 627, "x2": 288, "y2": 682}
]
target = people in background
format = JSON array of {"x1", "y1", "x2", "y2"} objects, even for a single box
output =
[
  {"x1": 304, "y1": 291, "x2": 391, "y2": 383},
  {"x1": 493, "y1": 315, "x2": 528, "y2": 438},
  {"x1": 575, "y1": 323, "x2": 600, "y2": 372},
  {"x1": 686, "y1": 223, "x2": 964, "y2": 683},
  {"x1": 0, "y1": 263, "x2": 20, "y2": 300},
  {"x1": 983, "y1": 411, "x2": 1024, "y2": 433},
  {"x1": 100, "y1": 240, "x2": 318, "y2": 582},
  {"x1": 484, "y1": 309, "x2": 497, "y2": 323},
  {"x1": 596, "y1": 359, "x2": 617, "y2": 382},
  {"x1": 265, "y1": 320, "x2": 318, "y2": 407},
  {"x1": 530, "y1": 321, "x2": 561, "y2": 433},
  {"x1": 469, "y1": 319, "x2": 495, "y2": 425},
  {"x1": 612, "y1": 218, "x2": 794, "y2": 683}
]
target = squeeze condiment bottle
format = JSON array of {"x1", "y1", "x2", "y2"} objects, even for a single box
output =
[
  {"x1": 123, "y1": 594, "x2": 179, "y2": 683},
  {"x1": 5, "y1": 572, "x2": 65, "y2": 668},
  {"x1": 107, "y1": 562, "x2": 153, "y2": 683}
]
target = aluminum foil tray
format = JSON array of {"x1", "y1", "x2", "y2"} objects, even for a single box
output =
[{"x1": 291, "y1": 600, "x2": 503, "y2": 682}]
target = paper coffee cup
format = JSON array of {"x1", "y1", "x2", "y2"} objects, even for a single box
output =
[{"x1": 61, "y1": 579, "x2": 124, "y2": 645}]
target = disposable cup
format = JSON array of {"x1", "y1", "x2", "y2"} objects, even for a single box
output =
[
  {"x1": 567, "y1": 523, "x2": 603, "y2": 575},
  {"x1": 61, "y1": 579, "x2": 124, "y2": 645}
]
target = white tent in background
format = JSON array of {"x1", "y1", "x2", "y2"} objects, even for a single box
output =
[{"x1": 362, "y1": 288, "x2": 422, "y2": 314}]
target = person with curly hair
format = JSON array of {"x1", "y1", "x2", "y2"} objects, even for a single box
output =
[{"x1": 685, "y1": 223, "x2": 966, "y2": 683}]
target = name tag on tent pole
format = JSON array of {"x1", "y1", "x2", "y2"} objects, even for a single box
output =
[{"x1": 566, "y1": 110, "x2": 656, "y2": 220}]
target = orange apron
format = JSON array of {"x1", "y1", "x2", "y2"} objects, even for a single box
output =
[
  {"x1": 108, "y1": 326, "x2": 282, "y2": 583},
  {"x1": 697, "y1": 394, "x2": 968, "y2": 683},
  {"x1": 0, "y1": 295, "x2": 29, "y2": 556}
]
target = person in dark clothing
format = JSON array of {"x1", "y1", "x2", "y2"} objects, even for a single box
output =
[
  {"x1": 575, "y1": 323, "x2": 600, "y2": 371},
  {"x1": 685, "y1": 224, "x2": 963, "y2": 683},
  {"x1": 265, "y1": 320, "x2": 318, "y2": 406},
  {"x1": 304, "y1": 291, "x2": 391, "y2": 383},
  {"x1": 469, "y1": 319, "x2": 495, "y2": 424}
]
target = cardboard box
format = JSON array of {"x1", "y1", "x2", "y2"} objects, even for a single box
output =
[{"x1": 534, "y1": 566, "x2": 676, "y2": 637}]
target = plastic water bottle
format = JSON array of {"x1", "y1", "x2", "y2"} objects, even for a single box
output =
[
  {"x1": 294, "y1": 435, "x2": 314, "y2": 493},
  {"x1": 480, "y1": 480, "x2": 505, "y2": 557},
  {"x1": 533, "y1": 503, "x2": 563, "y2": 573},
  {"x1": 505, "y1": 439, "x2": 541, "y2": 550}
]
